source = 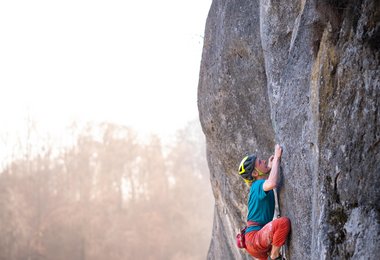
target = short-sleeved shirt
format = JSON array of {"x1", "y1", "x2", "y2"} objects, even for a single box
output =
[{"x1": 246, "y1": 179, "x2": 275, "y2": 233}]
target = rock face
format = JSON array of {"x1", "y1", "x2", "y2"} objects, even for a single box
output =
[{"x1": 197, "y1": 0, "x2": 380, "y2": 259}]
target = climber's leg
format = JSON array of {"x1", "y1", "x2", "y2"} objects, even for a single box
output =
[
  {"x1": 269, "y1": 245, "x2": 281, "y2": 259},
  {"x1": 246, "y1": 217, "x2": 290, "y2": 259},
  {"x1": 270, "y1": 217, "x2": 291, "y2": 259}
]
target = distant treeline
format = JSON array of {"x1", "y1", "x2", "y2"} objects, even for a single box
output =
[{"x1": 0, "y1": 121, "x2": 214, "y2": 260}]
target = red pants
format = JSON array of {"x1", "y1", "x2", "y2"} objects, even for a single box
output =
[{"x1": 245, "y1": 217, "x2": 290, "y2": 260}]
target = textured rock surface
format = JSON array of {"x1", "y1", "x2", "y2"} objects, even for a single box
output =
[{"x1": 198, "y1": 0, "x2": 379, "y2": 259}]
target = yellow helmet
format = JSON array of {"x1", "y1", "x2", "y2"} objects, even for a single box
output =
[{"x1": 238, "y1": 154, "x2": 256, "y2": 181}]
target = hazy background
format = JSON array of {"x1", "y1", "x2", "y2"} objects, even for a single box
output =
[{"x1": 0, "y1": 0, "x2": 214, "y2": 259}]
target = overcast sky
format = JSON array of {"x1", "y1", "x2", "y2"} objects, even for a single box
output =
[{"x1": 0, "y1": 0, "x2": 212, "y2": 153}]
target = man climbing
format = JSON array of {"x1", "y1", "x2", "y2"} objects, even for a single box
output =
[{"x1": 238, "y1": 144, "x2": 290, "y2": 260}]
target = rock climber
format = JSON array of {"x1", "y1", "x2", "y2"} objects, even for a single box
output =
[{"x1": 238, "y1": 144, "x2": 291, "y2": 260}]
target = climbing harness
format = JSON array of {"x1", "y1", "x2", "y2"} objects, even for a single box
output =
[{"x1": 273, "y1": 189, "x2": 287, "y2": 260}]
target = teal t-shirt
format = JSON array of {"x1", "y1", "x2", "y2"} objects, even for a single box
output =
[{"x1": 246, "y1": 179, "x2": 275, "y2": 233}]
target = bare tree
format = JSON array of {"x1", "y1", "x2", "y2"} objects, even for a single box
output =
[{"x1": 0, "y1": 121, "x2": 213, "y2": 260}]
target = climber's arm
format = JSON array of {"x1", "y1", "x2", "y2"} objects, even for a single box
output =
[{"x1": 263, "y1": 144, "x2": 282, "y2": 191}]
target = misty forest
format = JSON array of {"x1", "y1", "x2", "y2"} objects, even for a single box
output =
[{"x1": 0, "y1": 120, "x2": 214, "y2": 260}]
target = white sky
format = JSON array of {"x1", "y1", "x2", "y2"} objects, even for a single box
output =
[{"x1": 0, "y1": 0, "x2": 211, "y2": 153}]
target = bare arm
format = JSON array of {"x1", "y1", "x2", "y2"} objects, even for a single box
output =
[{"x1": 263, "y1": 144, "x2": 282, "y2": 191}]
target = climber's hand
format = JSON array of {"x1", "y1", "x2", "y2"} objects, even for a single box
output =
[{"x1": 274, "y1": 144, "x2": 282, "y2": 160}]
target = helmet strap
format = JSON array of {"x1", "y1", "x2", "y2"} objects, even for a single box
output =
[{"x1": 254, "y1": 167, "x2": 268, "y2": 176}]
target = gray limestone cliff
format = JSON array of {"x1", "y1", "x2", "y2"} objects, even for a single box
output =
[{"x1": 197, "y1": 0, "x2": 380, "y2": 259}]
